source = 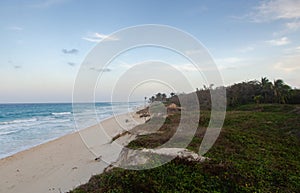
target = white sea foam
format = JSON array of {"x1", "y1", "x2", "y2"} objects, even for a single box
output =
[
  {"x1": 0, "y1": 118, "x2": 37, "y2": 125},
  {"x1": 0, "y1": 130, "x2": 19, "y2": 136},
  {"x1": 51, "y1": 112, "x2": 72, "y2": 116}
]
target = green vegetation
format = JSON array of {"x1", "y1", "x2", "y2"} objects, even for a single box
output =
[
  {"x1": 151, "y1": 77, "x2": 300, "y2": 109},
  {"x1": 69, "y1": 104, "x2": 300, "y2": 193}
]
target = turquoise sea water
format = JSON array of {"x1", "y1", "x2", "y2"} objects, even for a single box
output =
[{"x1": 0, "y1": 102, "x2": 142, "y2": 159}]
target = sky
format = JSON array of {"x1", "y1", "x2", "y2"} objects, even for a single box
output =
[{"x1": 1, "y1": 0, "x2": 300, "y2": 103}]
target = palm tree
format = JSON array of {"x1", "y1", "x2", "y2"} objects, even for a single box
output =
[
  {"x1": 155, "y1": 93, "x2": 162, "y2": 101},
  {"x1": 162, "y1": 93, "x2": 167, "y2": 102},
  {"x1": 260, "y1": 77, "x2": 273, "y2": 103},
  {"x1": 149, "y1": 96, "x2": 155, "y2": 103},
  {"x1": 144, "y1": 96, "x2": 147, "y2": 107},
  {"x1": 273, "y1": 79, "x2": 291, "y2": 104}
]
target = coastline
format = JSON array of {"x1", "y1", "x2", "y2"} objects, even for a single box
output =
[{"x1": 0, "y1": 111, "x2": 144, "y2": 193}]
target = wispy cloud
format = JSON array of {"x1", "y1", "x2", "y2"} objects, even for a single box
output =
[
  {"x1": 236, "y1": 0, "x2": 300, "y2": 35},
  {"x1": 215, "y1": 57, "x2": 243, "y2": 64},
  {"x1": 6, "y1": 26, "x2": 23, "y2": 31},
  {"x1": 29, "y1": 0, "x2": 69, "y2": 8},
  {"x1": 266, "y1": 37, "x2": 290, "y2": 46},
  {"x1": 184, "y1": 49, "x2": 205, "y2": 56},
  {"x1": 174, "y1": 63, "x2": 199, "y2": 72},
  {"x1": 173, "y1": 57, "x2": 244, "y2": 72},
  {"x1": 8, "y1": 60, "x2": 22, "y2": 69},
  {"x1": 62, "y1": 48, "x2": 79, "y2": 54},
  {"x1": 82, "y1": 32, "x2": 119, "y2": 42},
  {"x1": 250, "y1": 0, "x2": 300, "y2": 22},
  {"x1": 13, "y1": 65, "x2": 22, "y2": 69},
  {"x1": 113, "y1": 59, "x2": 132, "y2": 69},
  {"x1": 89, "y1": 67, "x2": 112, "y2": 72},
  {"x1": 286, "y1": 21, "x2": 300, "y2": 31},
  {"x1": 273, "y1": 20, "x2": 300, "y2": 36},
  {"x1": 67, "y1": 62, "x2": 76, "y2": 66},
  {"x1": 82, "y1": 37, "x2": 99, "y2": 43},
  {"x1": 238, "y1": 46, "x2": 255, "y2": 53}
]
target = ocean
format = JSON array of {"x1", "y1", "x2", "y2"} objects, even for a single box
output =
[{"x1": 0, "y1": 102, "x2": 143, "y2": 159}]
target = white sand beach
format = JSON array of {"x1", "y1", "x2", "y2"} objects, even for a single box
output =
[{"x1": 0, "y1": 112, "x2": 144, "y2": 193}]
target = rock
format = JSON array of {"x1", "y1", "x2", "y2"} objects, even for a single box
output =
[{"x1": 108, "y1": 147, "x2": 208, "y2": 170}]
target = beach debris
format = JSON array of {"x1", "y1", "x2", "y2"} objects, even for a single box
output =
[
  {"x1": 139, "y1": 113, "x2": 150, "y2": 118},
  {"x1": 95, "y1": 155, "x2": 102, "y2": 161},
  {"x1": 72, "y1": 166, "x2": 78, "y2": 170}
]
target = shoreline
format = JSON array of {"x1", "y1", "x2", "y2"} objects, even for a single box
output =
[
  {"x1": 0, "y1": 130, "x2": 74, "y2": 160},
  {"x1": 0, "y1": 111, "x2": 144, "y2": 193},
  {"x1": 0, "y1": 102, "x2": 144, "y2": 160}
]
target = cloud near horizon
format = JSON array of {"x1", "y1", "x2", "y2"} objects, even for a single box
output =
[
  {"x1": 62, "y1": 48, "x2": 78, "y2": 54},
  {"x1": 274, "y1": 54, "x2": 300, "y2": 72}
]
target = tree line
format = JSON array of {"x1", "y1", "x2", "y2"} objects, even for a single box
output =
[
  {"x1": 147, "y1": 77, "x2": 300, "y2": 108},
  {"x1": 226, "y1": 77, "x2": 299, "y2": 106}
]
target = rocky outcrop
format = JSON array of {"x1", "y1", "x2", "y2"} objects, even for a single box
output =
[{"x1": 105, "y1": 147, "x2": 208, "y2": 171}]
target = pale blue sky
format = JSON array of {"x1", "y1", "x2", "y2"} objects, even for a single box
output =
[{"x1": 1, "y1": 0, "x2": 300, "y2": 103}]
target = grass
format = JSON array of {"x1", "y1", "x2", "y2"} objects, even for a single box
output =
[
  {"x1": 127, "y1": 114, "x2": 181, "y2": 149},
  {"x1": 69, "y1": 104, "x2": 300, "y2": 193}
]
